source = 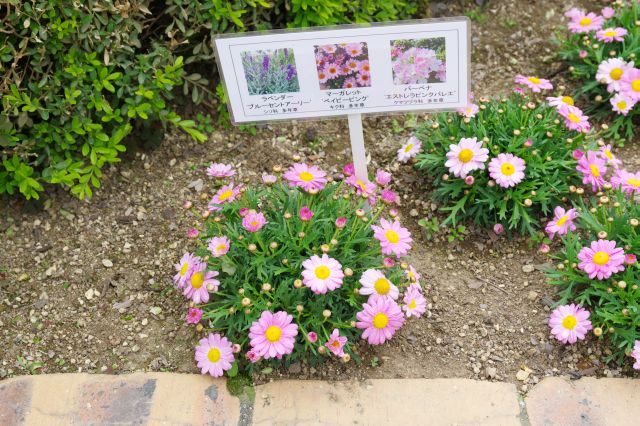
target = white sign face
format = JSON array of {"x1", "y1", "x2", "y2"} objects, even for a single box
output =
[{"x1": 214, "y1": 18, "x2": 470, "y2": 124}]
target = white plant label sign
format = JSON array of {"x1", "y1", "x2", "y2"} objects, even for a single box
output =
[{"x1": 214, "y1": 19, "x2": 470, "y2": 124}]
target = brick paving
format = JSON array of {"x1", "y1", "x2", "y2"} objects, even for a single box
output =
[{"x1": 1, "y1": 373, "x2": 638, "y2": 425}]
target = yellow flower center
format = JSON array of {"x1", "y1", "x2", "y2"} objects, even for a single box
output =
[
  {"x1": 331, "y1": 340, "x2": 341, "y2": 348},
  {"x1": 589, "y1": 164, "x2": 601, "y2": 177},
  {"x1": 265, "y1": 325, "x2": 282, "y2": 343},
  {"x1": 632, "y1": 80, "x2": 640, "y2": 92},
  {"x1": 617, "y1": 101, "x2": 627, "y2": 110},
  {"x1": 356, "y1": 180, "x2": 368, "y2": 192},
  {"x1": 385, "y1": 230, "x2": 400, "y2": 244},
  {"x1": 180, "y1": 262, "x2": 189, "y2": 277},
  {"x1": 218, "y1": 190, "x2": 233, "y2": 201},
  {"x1": 374, "y1": 278, "x2": 391, "y2": 295},
  {"x1": 603, "y1": 30, "x2": 617, "y2": 37},
  {"x1": 610, "y1": 68, "x2": 623, "y2": 80},
  {"x1": 250, "y1": 220, "x2": 258, "y2": 227},
  {"x1": 207, "y1": 348, "x2": 221, "y2": 363},
  {"x1": 409, "y1": 299, "x2": 417, "y2": 310},
  {"x1": 593, "y1": 251, "x2": 610, "y2": 266},
  {"x1": 299, "y1": 171, "x2": 314, "y2": 182},
  {"x1": 627, "y1": 178, "x2": 640, "y2": 187},
  {"x1": 500, "y1": 163, "x2": 515, "y2": 176},
  {"x1": 604, "y1": 150, "x2": 613, "y2": 160},
  {"x1": 315, "y1": 265, "x2": 331, "y2": 280},
  {"x1": 568, "y1": 113, "x2": 581, "y2": 123},
  {"x1": 562, "y1": 96, "x2": 574, "y2": 106},
  {"x1": 458, "y1": 148, "x2": 474, "y2": 163},
  {"x1": 556, "y1": 215, "x2": 569, "y2": 226},
  {"x1": 562, "y1": 315, "x2": 578, "y2": 330},
  {"x1": 579, "y1": 17, "x2": 592, "y2": 26},
  {"x1": 216, "y1": 244, "x2": 227, "y2": 253},
  {"x1": 404, "y1": 143, "x2": 414, "y2": 153},
  {"x1": 528, "y1": 77, "x2": 541, "y2": 84},
  {"x1": 191, "y1": 272, "x2": 204, "y2": 289},
  {"x1": 373, "y1": 313, "x2": 389, "y2": 329}
]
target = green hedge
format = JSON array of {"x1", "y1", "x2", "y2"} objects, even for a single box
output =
[{"x1": 1, "y1": 0, "x2": 421, "y2": 200}]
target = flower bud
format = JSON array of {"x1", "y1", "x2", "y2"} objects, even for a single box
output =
[
  {"x1": 183, "y1": 200, "x2": 192, "y2": 209},
  {"x1": 321, "y1": 244, "x2": 330, "y2": 253},
  {"x1": 244, "y1": 308, "x2": 251, "y2": 314},
  {"x1": 284, "y1": 212, "x2": 292, "y2": 219},
  {"x1": 341, "y1": 354, "x2": 351, "y2": 363},
  {"x1": 330, "y1": 239, "x2": 338, "y2": 245},
  {"x1": 272, "y1": 165, "x2": 282, "y2": 172},
  {"x1": 241, "y1": 297, "x2": 251, "y2": 307},
  {"x1": 487, "y1": 180, "x2": 496, "y2": 187},
  {"x1": 248, "y1": 243, "x2": 257, "y2": 252},
  {"x1": 282, "y1": 258, "x2": 289, "y2": 265},
  {"x1": 298, "y1": 232, "x2": 305, "y2": 238},
  {"x1": 318, "y1": 346, "x2": 326, "y2": 354},
  {"x1": 202, "y1": 211, "x2": 211, "y2": 219},
  {"x1": 262, "y1": 283, "x2": 271, "y2": 292},
  {"x1": 206, "y1": 283, "x2": 216, "y2": 292},
  {"x1": 524, "y1": 198, "x2": 532, "y2": 207},
  {"x1": 630, "y1": 218, "x2": 639, "y2": 226},
  {"x1": 269, "y1": 242, "x2": 279, "y2": 249},
  {"x1": 196, "y1": 324, "x2": 204, "y2": 332},
  {"x1": 238, "y1": 288, "x2": 245, "y2": 295},
  {"x1": 593, "y1": 327, "x2": 602, "y2": 337},
  {"x1": 296, "y1": 304, "x2": 304, "y2": 313},
  {"x1": 292, "y1": 154, "x2": 301, "y2": 161},
  {"x1": 294, "y1": 279, "x2": 303, "y2": 288},
  {"x1": 350, "y1": 321, "x2": 356, "y2": 327},
  {"x1": 322, "y1": 309, "x2": 331, "y2": 318},
  {"x1": 356, "y1": 209, "x2": 365, "y2": 217},
  {"x1": 597, "y1": 231, "x2": 608, "y2": 239},
  {"x1": 442, "y1": 174, "x2": 449, "y2": 181},
  {"x1": 232, "y1": 344, "x2": 241, "y2": 353},
  {"x1": 344, "y1": 268, "x2": 353, "y2": 277},
  {"x1": 576, "y1": 188, "x2": 584, "y2": 195}
]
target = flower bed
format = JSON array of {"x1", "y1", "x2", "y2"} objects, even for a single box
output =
[
  {"x1": 174, "y1": 163, "x2": 426, "y2": 376},
  {"x1": 558, "y1": 3, "x2": 640, "y2": 141},
  {"x1": 408, "y1": 85, "x2": 591, "y2": 236}
]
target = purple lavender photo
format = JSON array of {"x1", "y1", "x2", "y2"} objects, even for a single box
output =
[{"x1": 241, "y1": 48, "x2": 300, "y2": 95}]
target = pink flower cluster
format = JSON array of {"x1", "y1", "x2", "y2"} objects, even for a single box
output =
[
  {"x1": 391, "y1": 40, "x2": 445, "y2": 85},
  {"x1": 314, "y1": 43, "x2": 371, "y2": 90},
  {"x1": 575, "y1": 147, "x2": 640, "y2": 195}
]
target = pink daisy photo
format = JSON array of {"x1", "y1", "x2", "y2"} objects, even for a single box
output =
[
  {"x1": 206, "y1": 163, "x2": 235, "y2": 178},
  {"x1": 514, "y1": 74, "x2": 553, "y2": 92},
  {"x1": 207, "y1": 236, "x2": 231, "y2": 257},
  {"x1": 599, "y1": 144, "x2": 622, "y2": 168},
  {"x1": 358, "y1": 269, "x2": 399, "y2": 302},
  {"x1": 488, "y1": 153, "x2": 526, "y2": 188},
  {"x1": 248, "y1": 311, "x2": 298, "y2": 359},
  {"x1": 186, "y1": 307, "x2": 203, "y2": 325},
  {"x1": 402, "y1": 286, "x2": 426, "y2": 318},
  {"x1": 173, "y1": 252, "x2": 201, "y2": 288},
  {"x1": 610, "y1": 93, "x2": 636, "y2": 116},
  {"x1": 444, "y1": 137, "x2": 489, "y2": 178},
  {"x1": 324, "y1": 328, "x2": 347, "y2": 357},
  {"x1": 596, "y1": 27, "x2": 627, "y2": 43},
  {"x1": 283, "y1": 163, "x2": 327, "y2": 192},
  {"x1": 301, "y1": 254, "x2": 344, "y2": 294},
  {"x1": 596, "y1": 58, "x2": 632, "y2": 93},
  {"x1": 611, "y1": 170, "x2": 640, "y2": 195},
  {"x1": 371, "y1": 218, "x2": 412, "y2": 258},
  {"x1": 576, "y1": 151, "x2": 607, "y2": 192},
  {"x1": 619, "y1": 67, "x2": 640, "y2": 101},
  {"x1": 632, "y1": 341, "x2": 640, "y2": 370},
  {"x1": 548, "y1": 304, "x2": 592, "y2": 345},
  {"x1": 558, "y1": 105, "x2": 590, "y2": 133},
  {"x1": 397, "y1": 136, "x2": 422, "y2": 163},
  {"x1": 545, "y1": 206, "x2": 578, "y2": 240},
  {"x1": 578, "y1": 239, "x2": 625, "y2": 280},
  {"x1": 546, "y1": 95, "x2": 574, "y2": 109},
  {"x1": 356, "y1": 298, "x2": 405, "y2": 345},
  {"x1": 242, "y1": 211, "x2": 267, "y2": 232},
  {"x1": 568, "y1": 12, "x2": 604, "y2": 33},
  {"x1": 208, "y1": 183, "x2": 241, "y2": 211},
  {"x1": 183, "y1": 263, "x2": 219, "y2": 303},
  {"x1": 195, "y1": 333, "x2": 235, "y2": 377}
]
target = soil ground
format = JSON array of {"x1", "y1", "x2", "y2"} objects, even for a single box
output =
[{"x1": 2, "y1": 0, "x2": 638, "y2": 390}]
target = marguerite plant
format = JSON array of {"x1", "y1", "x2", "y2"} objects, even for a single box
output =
[
  {"x1": 558, "y1": 2, "x2": 640, "y2": 141},
  {"x1": 411, "y1": 90, "x2": 591, "y2": 236},
  {"x1": 174, "y1": 162, "x2": 426, "y2": 377},
  {"x1": 545, "y1": 188, "x2": 640, "y2": 368}
]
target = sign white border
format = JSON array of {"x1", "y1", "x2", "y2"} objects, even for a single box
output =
[{"x1": 214, "y1": 18, "x2": 470, "y2": 124}]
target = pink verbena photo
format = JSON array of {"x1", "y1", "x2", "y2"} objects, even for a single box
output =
[{"x1": 391, "y1": 37, "x2": 446, "y2": 85}]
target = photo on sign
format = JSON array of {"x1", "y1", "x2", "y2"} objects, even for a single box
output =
[
  {"x1": 314, "y1": 42, "x2": 371, "y2": 90},
  {"x1": 390, "y1": 37, "x2": 446, "y2": 85},
  {"x1": 240, "y1": 48, "x2": 299, "y2": 95}
]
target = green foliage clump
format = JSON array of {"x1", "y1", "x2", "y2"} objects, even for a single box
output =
[
  {"x1": 414, "y1": 94, "x2": 589, "y2": 236},
  {"x1": 557, "y1": 3, "x2": 640, "y2": 141},
  {"x1": 1, "y1": 1, "x2": 205, "y2": 200},
  {"x1": 545, "y1": 190, "x2": 640, "y2": 365}
]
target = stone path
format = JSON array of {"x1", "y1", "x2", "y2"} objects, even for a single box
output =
[{"x1": 1, "y1": 373, "x2": 638, "y2": 425}]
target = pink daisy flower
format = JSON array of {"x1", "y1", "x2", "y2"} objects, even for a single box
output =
[
  {"x1": 324, "y1": 62, "x2": 340, "y2": 79},
  {"x1": 596, "y1": 27, "x2": 627, "y2": 43},
  {"x1": 301, "y1": 254, "x2": 344, "y2": 294},
  {"x1": 558, "y1": 105, "x2": 590, "y2": 133},
  {"x1": 375, "y1": 169, "x2": 392, "y2": 186},
  {"x1": 626, "y1": 254, "x2": 637, "y2": 265},
  {"x1": 248, "y1": 311, "x2": 298, "y2": 359},
  {"x1": 345, "y1": 42, "x2": 363, "y2": 57},
  {"x1": 283, "y1": 163, "x2": 327, "y2": 192},
  {"x1": 548, "y1": 304, "x2": 592, "y2": 344},
  {"x1": 611, "y1": 169, "x2": 640, "y2": 195},
  {"x1": 380, "y1": 189, "x2": 397, "y2": 204},
  {"x1": 307, "y1": 332, "x2": 318, "y2": 343},
  {"x1": 444, "y1": 137, "x2": 489, "y2": 178},
  {"x1": 186, "y1": 307, "x2": 203, "y2": 325},
  {"x1": 596, "y1": 58, "x2": 633, "y2": 92},
  {"x1": 183, "y1": 264, "x2": 219, "y2": 303},
  {"x1": 610, "y1": 93, "x2": 636, "y2": 116},
  {"x1": 325, "y1": 329, "x2": 347, "y2": 357},
  {"x1": 632, "y1": 341, "x2": 640, "y2": 370},
  {"x1": 359, "y1": 269, "x2": 399, "y2": 302},
  {"x1": 246, "y1": 349, "x2": 260, "y2": 363},
  {"x1": 343, "y1": 163, "x2": 355, "y2": 176},
  {"x1": 600, "y1": 144, "x2": 622, "y2": 168},
  {"x1": 358, "y1": 59, "x2": 371, "y2": 73},
  {"x1": 356, "y1": 298, "x2": 405, "y2": 345},
  {"x1": 578, "y1": 239, "x2": 625, "y2": 280},
  {"x1": 568, "y1": 12, "x2": 604, "y2": 33},
  {"x1": 208, "y1": 183, "x2": 241, "y2": 211},
  {"x1": 402, "y1": 286, "x2": 427, "y2": 318},
  {"x1": 545, "y1": 207, "x2": 578, "y2": 240},
  {"x1": 514, "y1": 75, "x2": 553, "y2": 92},
  {"x1": 547, "y1": 95, "x2": 575, "y2": 109},
  {"x1": 620, "y1": 67, "x2": 640, "y2": 101},
  {"x1": 356, "y1": 72, "x2": 371, "y2": 86},
  {"x1": 383, "y1": 257, "x2": 395, "y2": 268},
  {"x1": 405, "y1": 265, "x2": 421, "y2": 284},
  {"x1": 206, "y1": 163, "x2": 235, "y2": 178},
  {"x1": 299, "y1": 206, "x2": 314, "y2": 221},
  {"x1": 335, "y1": 217, "x2": 347, "y2": 228},
  {"x1": 242, "y1": 211, "x2": 267, "y2": 232},
  {"x1": 488, "y1": 153, "x2": 526, "y2": 188},
  {"x1": 493, "y1": 224, "x2": 504, "y2": 235},
  {"x1": 346, "y1": 175, "x2": 376, "y2": 196},
  {"x1": 208, "y1": 236, "x2": 230, "y2": 257},
  {"x1": 577, "y1": 151, "x2": 607, "y2": 192},
  {"x1": 346, "y1": 59, "x2": 359, "y2": 70},
  {"x1": 371, "y1": 218, "x2": 413, "y2": 258},
  {"x1": 195, "y1": 333, "x2": 235, "y2": 377},
  {"x1": 174, "y1": 253, "x2": 201, "y2": 288},
  {"x1": 262, "y1": 174, "x2": 277, "y2": 184},
  {"x1": 317, "y1": 70, "x2": 329, "y2": 84},
  {"x1": 564, "y1": 8, "x2": 582, "y2": 19},
  {"x1": 397, "y1": 136, "x2": 422, "y2": 163},
  {"x1": 457, "y1": 103, "x2": 479, "y2": 118},
  {"x1": 187, "y1": 228, "x2": 199, "y2": 239},
  {"x1": 342, "y1": 77, "x2": 357, "y2": 89},
  {"x1": 601, "y1": 7, "x2": 615, "y2": 19}
]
